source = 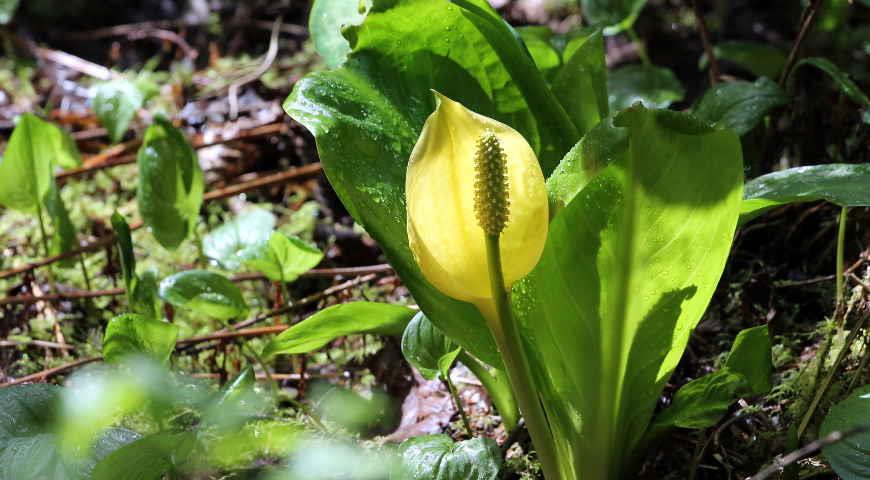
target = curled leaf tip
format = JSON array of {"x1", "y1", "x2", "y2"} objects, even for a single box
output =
[{"x1": 474, "y1": 130, "x2": 510, "y2": 236}]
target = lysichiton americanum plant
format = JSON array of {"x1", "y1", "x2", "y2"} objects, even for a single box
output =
[{"x1": 284, "y1": 0, "x2": 744, "y2": 478}]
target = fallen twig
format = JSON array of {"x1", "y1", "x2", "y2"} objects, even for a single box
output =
[
  {"x1": 0, "y1": 339, "x2": 76, "y2": 350},
  {"x1": 228, "y1": 17, "x2": 283, "y2": 119}
]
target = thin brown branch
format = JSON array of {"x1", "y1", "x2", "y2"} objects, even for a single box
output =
[
  {"x1": 0, "y1": 339, "x2": 76, "y2": 350},
  {"x1": 779, "y1": 0, "x2": 824, "y2": 85},
  {"x1": 690, "y1": 0, "x2": 719, "y2": 86},
  {"x1": 175, "y1": 325, "x2": 288, "y2": 346},
  {"x1": 0, "y1": 356, "x2": 102, "y2": 388},
  {"x1": 32, "y1": 46, "x2": 121, "y2": 81},
  {"x1": 749, "y1": 424, "x2": 870, "y2": 480}
]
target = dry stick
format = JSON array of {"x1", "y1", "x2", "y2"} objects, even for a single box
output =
[
  {"x1": 690, "y1": 0, "x2": 719, "y2": 86},
  {"x1": 749, "y1": 425, "x2": 870, "y2": 480},
  {"x1": 0, "y1": 162, "x2": 322, "y2": 281},
  {"x1": 778, "y1": 0, "x2": 824, "y2": 86},
  {"x1": 228, "y1": 16, "x2": 282, "y2": 120},
  {"x1": 0, "y1": 339, "x2": 76, "y2": 350},
  {"x1": 32, "y1": 46, "x2": 120, "y2": 81},
  {"x1": 0, "y1": 273, "x2": 381, "y2": 387},
  {"x1": 0, "y1": 264, "x2": 391, "y2": 306}
]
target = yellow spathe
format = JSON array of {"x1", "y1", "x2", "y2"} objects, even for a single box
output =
[{"x1": 406, "y1": 92, "x2": 549, "y2": 303}]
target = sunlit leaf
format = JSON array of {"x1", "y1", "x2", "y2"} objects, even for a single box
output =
[
  {"x1": 0, "y1": 114, "x2": 56, "y2": 213},
  {"x1": 399, "y1": 434, "x2": 501, "y2": 480},
  {"x1": 158, "y1": 270, "x2": 248, "y2": 321},
  {"x1": 309, "y1": 0, "x2": 371, "y2": 68},
  {"x1": 550, "y1": 28, "x2": 609, "y2": 137},
  {"x1": 262, "y1": 302, "x2": 415, "y2": 359},
  {"x1": 103, "y1": 313, "x2": 179, "y2": 365},
  {"x1": 243, "y1": 231, "x2": 323, "y2": 283},
  {"x1": 93, "y1": 79, "x2": 144, "y2": 143},
  {"x1": 136, "y1": 119, "x2": 204, "y2": 250},
  {"x1": 203, "y1": 208, "x2": 276, "y2": 270}
]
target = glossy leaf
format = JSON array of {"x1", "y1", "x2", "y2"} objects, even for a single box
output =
[
  {"x1": 399, "y1": 434, "x2": 501, "y2": 480},
  {"x1": 243, "y1": 232, "x2": 323, "y2": 282},
  {"x1": 700, "y1": 41, "x2": 787, "y2": 79},
  {"x1": 608, "y1": 64, "x2": 685, "y2": 111},
  {"x1": 0, "y1": 114, "x2": 56, "y2": 213},
  {"x1": 401, "y1": 312, "x2": 460, "y2": 380},
  {"x1": 517, "y1": 26, "x2": 561, "y2": 75},
  {"x1": 581, "y1": 0, "x2": 647, "y2": 33},
  {"x1": 158, "y1": 270, "x2": 248, "y2": 321},
  {"x1": 550, "y1": 28, "x2": 609, "y2": 137},
  {"x1": 512, "y1": 106, "x2": 743, "y2": 479},
  {"x1": 262, "y1": 302, "x2": 416, "y2": 359},
  {"x1": 821, "y1": 385, "x2": 870, "y2": 480},
  {"x1": 794, "y1": 57, "x2": 870, "y2": 108},
  {"x1": 309, "y1": 0, "x2": 371, "y2": 68},
  {"x1": 93, "y1": 79, "x2": 144, "y2": 143},
  {"x1": 287, "y1": 0, "x2": 563, "y2": 366},
  {"x1": 111, "y1": 211, "x2": 136, "y2": 293},
  {"x1": 91, "y1": 432, "x2": 196, "y2": 480},
  {"x1": 103, "y1": 313, "x2": 179, "y2": 365},
  {"x1": 651, "y1": 369, "x2": 749, "y2": 430},
  {"x1": 137, "y1": 119, "x2": 203, "y2": 250},
  {"x1": 741, "y1": 164, "x2": 870, "y2": 223},
  {"x1": 724, "y1": 325, "x2": 772, "y2": 395},
  {"x1": 693, "y1": 77, "x2": 789, "y2": 135},
  {"x1": 202, "y1": 208, "x2": 276, "y2": 270}
]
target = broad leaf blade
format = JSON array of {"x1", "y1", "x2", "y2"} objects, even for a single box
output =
[
  {"x1": 137, "y1": 119, "x2": 204, "y2": 250},
  {"x1": 202, "y1": 208, "x2": 276, "y2": 270},
  {"x1": 741, "y1": 164, "x2": 870, "y2": 222},
  {"x1": 724, "y1": 325, "x2": 772, "y2": 395},
  {"x1": 821, "y1": 385, "x2": 870, "y2": 480},
  {"x1": 93, "y1": 79, "x2": 144, "y2": 143},
  {"x1": 103, "y1": 313, "x2": 179, "y2": 365},
  {"x1": 794, "y1": 57, "x2": 870, "y2": 108},
  {"x1": 608, "y1": 64, "x2": 685, "y2": 111},
  {"x1": 650, "y1": 369, "x2": 749, "y2": 430},
  {"x1": 401, "y1": 312, "x2": 459, "y2": 380},
  {"x1": 309, "y1": 0, "x2": 371, "y2": 68},
  {"x1": 91, "y1": 432, "x2": 196, "y2": 480},
  {"x1": 550, "y1": 29, "x2": 609, "y2": 137},
  {"x1": 399, "y1": 434, "x2": 501, "y2": 480},
  {"x1": 0, "y1": 114, "x2": 56, "y2": 213},
  {"x1": 693, "y1": 77, "x2": 789, "y2": 135},
  {"x1": 262, "y1": 302, "x2": 415, "y2": 359},
  {"x1": 243, "y1": 232, "x2": 323, "y2": 282},
  {"x1": 158, "y1": 270, "x2": 248, "y2": 321},
  {"x1": 513, "y1": 106, "x2": 743, "y2": 478}
]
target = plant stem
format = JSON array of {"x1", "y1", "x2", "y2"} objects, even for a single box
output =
[
  {"x1": 483, "y1": 234, "x2": 559, "y2": 479},
  {"x1": 835, "y1": 207, "x2": 848, "y2": 316},
  {"x1": 444, "y1": 372, "x2": 473, "y2": 437},
  {"x1": 627, "y1": 27, "x2": 651, "y2": 66},
  {"x1": 34, "y1": 201, "x2": 57, "y2": 294},
  {"x1": 690, "y1": 0, "x2": 719, "y2": 85},
  {"x1": 459, "y1": 351, "x2": 519, "y2": 430}
]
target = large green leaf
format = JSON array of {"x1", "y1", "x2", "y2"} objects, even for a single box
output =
[
  {"x1": 724, "y1": 325, "x2": 772, "y2": 395},
  {"x1": 650, "y1": 369, "x2": 749, "y2": 430},
  {"x1": 286, "y1": 0, "x2": 566, "y2": 366},
  {"x1": 401, "y1": 312, "x2": 460, "y2": 380},
  {"x1": 516, "y1": 26, "x2": 561, "y2": 75},
  {"x1": 262, "y1": 302, "x2": 415, "y2": 359},
  {"x1": 93, "y1": 79, "x2": 145, "y2": 143},
  {"x1": 158, "y1": 270, "x2": 248, "y2": 321},
  {"x1": 136, "y1": 119, "x2": 203, "y2": 250},
  {"x1": 512, "y1": 106, "x2": 743, "y2": 479},
  {"x1": 309, "y1": 0, "x2": 371, "y2": 68},
  {"x1": 91, "y1": 432, "x2": 196, "y2": 480},
  {"x1": 580, "y1": 0, "x2": 647, "y2": 33},
  {"x1": 550, "y1": 29, "x2": 609, "y2": 137},
  {"x1": 608, "y1": 64, "x2": 685, "y2": 111},
  {"x1": 693, "y1": 77, "x2": 789, "y2": 135},
  {"x1": 821, "y1": 385, "x2": 870, "y2": 480},
  {"x1": 202, "y1": 208, "x2": 276, "y2": 270},
  {"x1": 243, "y1": 232, "x2": 323, "y2": 282},
  {"x1": 699, "y1": 41, "x2": 787, "y2": 79},
  {"x1": 741, "y1": 164, "x2": 870, "y2": 223},
  {"x1": 0, "y1": 114, "x2": 56, "y2": 213},
  {"x1": 103, "y1": 313, "x2": 179, "y2": 365},
  {"x1": 399, "y1": 435, "x2": 501, "y2": 480}
]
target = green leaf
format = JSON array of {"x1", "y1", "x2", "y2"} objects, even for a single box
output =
[
  {"x1": 44, "y1": 182, "x2": 76, "y2": 263},
  {"x1": 288, "y1": 0, "x2": 561, "y2": 366},
  {"x1": 741, "y1": 164, "x2": 870, "y2": 223},
  {"x1": 263, "y1": 302, "x2": 415, "y2": 359},
  {"x1": 699, "y1": 41, "x2": 787, "y2": 79},
  {"x1": 399, "y1": 435, "x2": 501, "y2": 480},
  {"x1": 91, "y1": 432, "x2": 196, "y2": 480},
  {"x1": 158, "y1": 270, "x2": 248, "y2": 321},
  {"x1": 243, "y1": 232, "x2": 323, "y2": 282},
  {"x1": 724, "y1": 325, "x2": 772, "y2": 395},
  {"x1": 401, "y1": 312, "x2": 460, "y2": 380},
  {"x1": 512, "y1": 106, "x2": 743, "y2": 479},
  {"x1": 580, "y1": 0, "x2": 647, "y2": 33},
  {"x1": 608, "y1": 64, "x2": 685, "y2": 111},
  {"x1": 203, "y1": 208, "x2": 276, "y2": 270},
  {"x1": 793, "y1": 57, "x2": 870, "y2": 108},
  {"x1": 130, "y1": 269, "x2": 162, "y2": 320},
  {"x1": 45, "y1": 122, "x2": 82, "y2": 169},
  {"x1": 693, "y1": 77, "x2": 789, "y2": 135},
  {"x1": 0, "y1": 114, "x2": 56, "y2": 213},
  {"x1": 550, "y1": 28, "x2": 609, "y2": 137},
  {"x1": 650, "y1": 369, "x2": 750, "y2": 430},
  {"x1": 0, "y1": 0, "x2": 20, "y2": 24},
  {"x1": 517, "y1": 26, "x2": 561, "y2": 75},
  {"x1": 821, "y1": 385, "x2": 870, "y2": 480},
  {"x1": 546, "y1": 117, "x2": 628, "y2": 212},
  {"x1": 136, "y1": 118, "x2": 204, "y2": 250},
  {"x1": 103, "y1": 313, "x2": 179, "y2": 365},
  {"x1": 94, "y1": 79, "x2": 145, "y2": 143},
  {"x1": 309, "y1": 0, "x2": 371, "y2": 68},
  {"x1": 111, "y1": 212, "x2": 136, "y2": 294}
]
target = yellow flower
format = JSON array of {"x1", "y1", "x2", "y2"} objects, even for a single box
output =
[{"x1": 406, "y1": 92, "x2": 549, "y2": 304}]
